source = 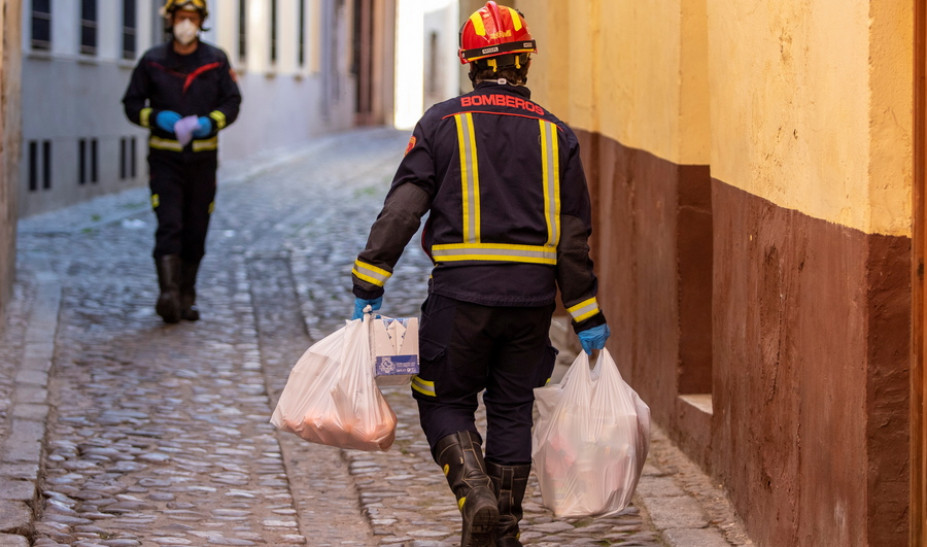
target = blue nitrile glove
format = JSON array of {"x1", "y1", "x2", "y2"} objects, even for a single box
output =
[
  {"x1": 578, "y1": 323, "x2": 610, "y2": 355},
  {"x1": 155, "y1": 110, "x2": 182, "y2": 133},
  {"x1": 192, "y1": 116, "x2": 212, "y2": 138},
  {"x1": 352, "y1": 296, "x2": 383, "y2": 320}
]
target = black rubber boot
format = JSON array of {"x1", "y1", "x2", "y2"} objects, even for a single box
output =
[
  {"x1": 434, "y1": 431, "x2": 499, "y2": 547},
  {"x1": 180, "y1": 259, "x2": 201, "y2": 321},
  {"x1": 487, "y1": 461, "x2": 531, "y2": 546},
  {"x1": 155, "y1": 254, "x2": 182, "y2": 324}
]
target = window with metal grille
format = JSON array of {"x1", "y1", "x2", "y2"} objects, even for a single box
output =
[
  {"x1": 270, "y1": 0, "x2": 278, "y2": 64},
  {"x1": 119, "y1": 138, "x2": 127, "y2": 180},
  {"x1": 31, "y1": 0, "x2": 51, "y2": 51},
  {"x1": 25, "y1": 140, "x2": 54, "y2": 191},
  {"x1": 298, "y1": 1, "x2": 306, "y2": 67},
  {"x1": 239, "y1": 0, "x2": 248, "y2": 62},
  {"x1": 42, "y1": 140, "x2": 52, "y2": 190},
  {"x1": 122, "y1": 0, "x2": 137, "y2": 60},
  {"x1": 80, "y1": 138, "x2": 98, "y2": 184},
  {"x1": 79, "y1": 139, "x2": 87, "y2": 185},
  {"x1": 81, "y1": 0, "x2": 98, "y2": 55},
  {"x1": 119, "y1": 137, "x2": 137, "y2": 180},
  {"x1": 28, "y1": 141, "x2": 39, "y2": 192},
  {"x1": 130, "y1": 137, "x2": 137, "y2": 178},
  {"x1": 90, "y1": 139, "x2": 98, "y2": 184}
]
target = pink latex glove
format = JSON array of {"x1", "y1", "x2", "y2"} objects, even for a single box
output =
[{"x1": 174, "y1": 116, "x2": 201, "y2": 147}]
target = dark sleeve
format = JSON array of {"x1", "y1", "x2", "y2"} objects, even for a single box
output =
[
  {"x1": 206, "y1": 52, "x2": 242, "y2": 135},
  {"x1": 352, "y1": 183, "x2": 432, "y2": 299},
  {"x1": 556, "y1": 134, "x2": 606, "y2": 333},
  {"x1": 352, "y1": 123, "x2": 435, "y2": 299},
  {"x1": 122, "y1": 57, "x2": 156, "y2": 129},
  {"x1": 388, "y1": 120, "x2": 438, "y2": 196}
]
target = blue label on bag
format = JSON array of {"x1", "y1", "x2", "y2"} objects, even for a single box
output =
[{"x1": 375, "y1": 354, "x2": 419, "y2": 376}]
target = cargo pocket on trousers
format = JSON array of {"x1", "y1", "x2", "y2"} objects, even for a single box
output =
[
  {"x1": 411, "y1": 337, "x2": 445, "y2": 399},
  {"x1": 534, "y1": 343, "x2": 559, "y2": 387}
]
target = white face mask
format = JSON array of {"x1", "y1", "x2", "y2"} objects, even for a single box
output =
[{"x1": 173, "y1": 19, "x2": 199, "y2": 46}]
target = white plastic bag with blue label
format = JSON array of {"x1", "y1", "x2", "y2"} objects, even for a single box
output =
[
  {"x1": 531, "y1": 348, "x2": 651, "y2": 518},
  {"x1": 270, "y1": 317, "x2": 397, "y2": 451}
]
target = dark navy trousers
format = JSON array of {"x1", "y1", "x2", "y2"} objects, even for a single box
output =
[
  {"x1": 412, "y1": 293, "x2": 557, "y2": 465},
  {"x1": 148, "y1": 150, "x2": 217, "y2": 261}
]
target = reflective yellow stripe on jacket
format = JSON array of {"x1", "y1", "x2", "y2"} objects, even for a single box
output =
[
  {"x1": 567, "y1": 297, "x2": 601, "y2": 323},
  {"x1": 435, "y1": 115, "x2": 560, "y2": 265},
  {"x1": 209, "y1": 110, "x2": 227, "y2": 130},
  {"x1": 352, "y1": 259, "x2": 391, "y2": 287},
  {"x1": 539, "y1": 119, "x2": 561, "y2": 247},
  {"x1": 148, "y1": 136, "x2": 218, "y2": 152},
  {"x1": 140, "y1": 108, "x2": 153, "y2": 129},
  {"x1": 455, "y1": 112, "x2": 481, "y2": 244},
  {"x1": 431, "y1": 242, "x2": 556, "y2": 265}
]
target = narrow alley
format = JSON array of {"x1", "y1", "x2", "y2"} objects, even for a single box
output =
[{"x1": 0, "y1": 128, "x2": 750, "y2": 547}]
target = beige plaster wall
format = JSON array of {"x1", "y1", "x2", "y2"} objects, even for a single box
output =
[
  {"x1": 868, "y1": 0, "x2": 914, "y2": 236},
  {"x1": 707, "y1": 0, "x2": 912, "y2": 236},
  {"x1": 514, "y1": 0, "x2": 710, "y2": 166},
  {"x1": 513, "y1": 0, "x2": 911, "y2": 236}
]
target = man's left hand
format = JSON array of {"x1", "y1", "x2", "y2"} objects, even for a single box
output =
[
  {"x1": 578, "y1": 323, "x2": 610, "y2": 355},
  {"x1": 192, "y1": 117, "x2": 212, "y2": 138}
]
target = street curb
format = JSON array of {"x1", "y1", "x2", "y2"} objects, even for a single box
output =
[
  {"x1": 634, "y1": 426, "x2": 746, "y2": 547},
  {"x1": 0, "y1": 272, "x2": 60, "y2": 544}
]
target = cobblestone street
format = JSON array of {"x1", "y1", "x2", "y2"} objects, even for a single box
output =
[{"x1": 0, "y1": 128, "x2": 751, "y2": 547}]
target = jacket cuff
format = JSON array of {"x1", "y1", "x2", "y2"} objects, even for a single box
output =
[
  {"x1": 140, "y1": 107, "x2": 154, "y2": 129},
  {"x1": 353, "y1": 285, "x2": 384, "y2": 300},
  {"x1": 209, "y1": 110, "x2": 228, "y2": 131},
  {"x1": 572, "y1": 311, "x2": 606, "y2": 334}
]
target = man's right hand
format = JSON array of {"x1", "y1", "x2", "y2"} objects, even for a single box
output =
[
  {"x1": 352, "y1": 296, "x2": 383, "y2": 320},
  {"x1": 155, "y1": 110, "x2": 182, "y2": 134}
]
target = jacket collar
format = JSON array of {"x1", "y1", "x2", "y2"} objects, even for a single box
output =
[{"x1": 473, "y1": 81, "x2": 532, "y2": 99}]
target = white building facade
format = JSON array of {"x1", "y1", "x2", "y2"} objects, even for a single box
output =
[{"x1": 19, "y1": 0, "x2": 364, "y2": 217}]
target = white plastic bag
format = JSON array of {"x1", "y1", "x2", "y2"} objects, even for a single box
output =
[
  {"x1": 270, "y1": 316, "x2": 397, "y2": 451},
  {"x1": 531, "y1": 348, "x2": 651, "y2": 518}
]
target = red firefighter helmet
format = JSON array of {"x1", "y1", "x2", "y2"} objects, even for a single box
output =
[{"x1": 458, "y1": 1, "x2": 537, "y2": 65}]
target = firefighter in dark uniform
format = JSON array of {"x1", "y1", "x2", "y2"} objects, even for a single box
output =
[
  {"x1": 122, "y1": 0, "x2": 241, "y2": 323},
  {"x1": 351, "y1": 3, "x2": 609, "y2": 545}
]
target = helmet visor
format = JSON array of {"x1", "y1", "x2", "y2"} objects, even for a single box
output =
[{"x1": 459, "y1": 39, "x2": 536, "y2": 64}]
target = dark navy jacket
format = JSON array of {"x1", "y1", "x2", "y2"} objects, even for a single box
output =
[
  {"x1": 122, "y1": 41, "x2": 241, "y2": 155},
  {"x1": 353, "y1": 82, "x2": 605, "y2": 332}
]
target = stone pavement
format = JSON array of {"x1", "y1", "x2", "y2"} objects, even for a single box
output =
[{"x1": 0, "y1": 127, "x2": 753, "y2": 546}]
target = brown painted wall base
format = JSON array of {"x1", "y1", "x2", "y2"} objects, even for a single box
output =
[
  {"x1": 572, "y1": 127, "x2": 910, "y2": 546},
  {"x1": 574, "y1": 129, "x2": 714, "y2": 469},
  {"x1": 712, "y1": 180, "x2": 910, "y2": 547}
]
